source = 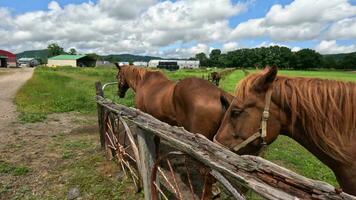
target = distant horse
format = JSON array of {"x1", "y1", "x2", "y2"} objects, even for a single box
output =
[
  {"x1": 215, "y1": 66, "x2": 356, "y2": 195},
  {"x1": 116, "y1": 64, "x2": 234, "y2": 199},
  {"x1": 209, "y1": 72, "x2": 221, "y2": 86}
]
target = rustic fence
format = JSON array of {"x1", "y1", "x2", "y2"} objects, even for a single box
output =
[{"x1": 95, "y1": 81, "x2": 356, "y2": 200}]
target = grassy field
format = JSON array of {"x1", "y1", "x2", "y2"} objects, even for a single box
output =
[
  {"x1": 14, "y1": 66, "x2": 356, "y2": 198},
  {"x1": 15, "y1": 67, "x2": 217, "y2": 123}
]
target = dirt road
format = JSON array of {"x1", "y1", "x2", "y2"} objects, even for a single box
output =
[
  {"x1": 0, "y1": 68, "x2": 139, "y2": 199},
  {"x1": 0, "y1": 68, "x2": 34, "y2": 131}
]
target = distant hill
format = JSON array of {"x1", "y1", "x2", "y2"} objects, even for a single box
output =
[
  {"x1": 16, "y1": 50, "x2": 163, "y2": 64},
  {"x1": 322, "y1": 52, "x2": 356, "y2": 61},
  {"x1": 100, "y1": 54, "x2": 162, "y2": 62},
  {"x1": 16, "y1": 49, "x2": 49, "y2": 64}
]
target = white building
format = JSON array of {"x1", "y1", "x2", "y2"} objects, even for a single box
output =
[
  {"x1": 148, "y1": 60, "x2": 200, "y2": 69},
  {"x1": 118, "y1": 61, "x2": 129, "y2": 66},
  {"x1": 133, "y1": 61, "x2": 148, "y2": 67}
]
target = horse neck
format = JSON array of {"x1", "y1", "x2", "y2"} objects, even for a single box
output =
[
  {"x1": 272, "y1": 83, "x2": 341, "y2": 169},
  {"x1": 124, "y1": 68, "x2": 147, "y2": 92}
]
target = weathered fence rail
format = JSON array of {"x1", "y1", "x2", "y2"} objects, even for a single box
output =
[{"x1": 95, "y1": 81, "x2": 356, "y2": 200}]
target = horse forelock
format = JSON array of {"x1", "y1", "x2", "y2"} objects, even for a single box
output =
[{"x1": 236, "y1": 72, "x2": 356, "y2": 163}]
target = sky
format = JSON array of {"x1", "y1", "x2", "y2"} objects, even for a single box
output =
[{"x1": 0, "y1": 0, "x2": 355, "y2": 58}]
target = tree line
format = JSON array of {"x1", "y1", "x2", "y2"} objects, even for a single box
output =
[
  {"x1": 46, "y1": 43, "x2": 355, "y2": 69},
  {"x1": 195, "y1": 46, "x2": 356, "y2": 70}
]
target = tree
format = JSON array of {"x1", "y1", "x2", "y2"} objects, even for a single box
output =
[
  {"x1": 209, "y1": 49, "x2": 221, "y2": 67},
  {"x1": 47, "y1": 43, "x2": 65, "y2": 57},
  {"x1": 323, "y1": 56, "x2": 338, "y2": 69},
  {"x1": 69, "y1": 48, "x2": 77, "y2": 55},
  {"x1": 218, "y1": 53, "x2": 232, "y2": 68},
  {"x1": 340, "y1": 53, "x2": 356, "y2": 70},
  {"x1": 195, "y1": 52, "x2": 209, "y2": 67},
  {"x1": 295, "y1": 49, "x2": 322, "y2": 70},
  {"x1": 86, "y1": 53, "x2": 99, "y2": 60}
]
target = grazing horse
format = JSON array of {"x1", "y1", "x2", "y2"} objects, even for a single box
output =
[
  {"x1": 215, "y1": 66, "x2": 356, "y2": 195},
  {"x1": 209, "y1": 72, "x2": 221, "y2": 86}
]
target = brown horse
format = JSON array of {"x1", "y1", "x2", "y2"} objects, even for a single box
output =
[
  {"x1": 215, "y1": 66, "x2": 356, "y2": 195},
  {"x1": 209, "y1": 72, "x2": 221, "y2": 86},
  {"x1": 116, "y1": 64, "x2": 234, "y2": 199},
  {"x1": 116, "y1": 64, "x2": 234, "y2": 139}
]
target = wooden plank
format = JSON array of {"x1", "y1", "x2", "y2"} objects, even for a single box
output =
[
  {"x1": 96, "y1": 96, "x2": 356, "y2": 200},
  {"x1": 95, "y1": 82, "x2": 106, "y2": 149},
  {"x1": 211, "y1": 169, "x2": 246, "y2": 200},
  {"x1": 137, "y1": 127, "x2": 157, "y2": 200}
]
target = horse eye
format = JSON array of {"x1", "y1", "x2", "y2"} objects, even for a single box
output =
[{"x1": 231, "y1": 108, "x2": 241, "y2": 118}]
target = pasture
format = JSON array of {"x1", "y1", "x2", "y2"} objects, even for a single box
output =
[{"x1": 6, "y1": 66, "x2": 355, "y2": 199}]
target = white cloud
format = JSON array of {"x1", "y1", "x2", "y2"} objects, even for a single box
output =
[
  {"x1": 48, "y1": 1, "x2": 61, "y2": 11},
  {"x1": 315, "y1": 40, "x2": 356, "y2": 54},
  {"x1": 264, "y1": 0, "x2": 356, "y2": 26},
  {"x1": 327, "y1": 17, "x2": 356, "y2": 39},
  {"x1": 0, "y1": 0, "x2": 355, "y2": 57},
  {"x1": 291, "y1": 46, "x2": 301, "y2": 52},
  {"x1": 231, "y1": 18, "x2": 324, "y2": 42},
  {"x1": 231, "y1": 0, "x2": 356, "y2": 41},
  {"x1": 0, "y1": 0, "x2": 249, "y2": 56},
  {"x1": 257, "y1": 41, "x2": 301, "y2": 52},
  {"x1": 231, "y1": 18, "x2": 265, "y2": 39},
  {"x1": 163, "y1": 43, "x2": 212, "y2": 58},
  {"x1": 222, "y1": 42, "x2": 239, "y2": 52},
  {"x1": 98, "y1": 0, "x2": 156, "y2": 19}
]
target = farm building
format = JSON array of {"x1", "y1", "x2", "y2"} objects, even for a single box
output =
[
  {"x1": 47, "y1": 55, "x2": 96, "y2": 67},
  {"x1": 0, "y1": 49, "x2": 17, "y2": 67},
  {"x1": 18, "y1": 58, "x2": 39, "y2": 67},
  {"x1": 0, "y1": 56, "x2": 7, "y2": 68},
  {"x1": 148, "y1": 60, "x2": 200, "y2": 70},
  {"x1": 118, "y1": 61, "x2": 130, "y2": 66}
]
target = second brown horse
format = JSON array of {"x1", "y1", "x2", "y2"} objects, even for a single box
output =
[
  {"x1": 116, "y1": 64, "x2": 234, "y2": 199},
  {"x1": 116, "y1": 64, "x2": 233, "y2": 140}
]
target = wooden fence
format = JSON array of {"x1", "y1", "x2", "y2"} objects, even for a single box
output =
[{"x1": 95, "y1": 81, "x2": 356, "y2": 200}]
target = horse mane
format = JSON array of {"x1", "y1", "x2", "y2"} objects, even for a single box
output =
[
  {"x1": 122, "y1": 65, "x2": 165, "y2": 88},
  {"x1": 236, "y1": 72, "x2": 356, "y2": 163}
]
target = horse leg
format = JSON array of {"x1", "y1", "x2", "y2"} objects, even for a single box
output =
[{"x1": 335, "y1": 165, "x2": 356, "y2": 195}]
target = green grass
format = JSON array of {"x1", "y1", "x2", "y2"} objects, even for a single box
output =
[
  {"x1": 15, "y1": 66, "x2": 118, "y2": 122},
  {"x1": 0, "y1": 161, "x2": 30, "y2": 176},
  {"x1": 15, "y1": 66, "x2": 356, "y2": 189}
]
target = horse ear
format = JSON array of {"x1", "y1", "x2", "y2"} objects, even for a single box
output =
[
  {"x1": 220, "y1": 93, "x2": 234, "y2": 113},
  {"x1": 253, "y1": 66, "x2": 278, "y2": 92},
  {"x1": 115, "y1": 63, "x2": 121, "y2": 70}
]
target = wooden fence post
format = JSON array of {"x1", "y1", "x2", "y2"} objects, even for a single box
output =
[
  {"x1": 137, "y1": 127, "x2": 158, "y2": 200},
  {"x1": 95, "y1": 82, "x2": 105, "y2": 149}
]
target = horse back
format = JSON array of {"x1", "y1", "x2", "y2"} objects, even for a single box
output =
[
  {"x1": 135, "y1": 77, "x2": 177, "y2": 125},
  {"x1": 173, "y1": 77, "x2": 233, "y2": 140}
]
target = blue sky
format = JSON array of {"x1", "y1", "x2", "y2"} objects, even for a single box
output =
[
  {"x1": 0, "y1": 0, "x2": 355, "y2": 57},
  {"x1": 0, "y1": 0, "x2": 92, "y2": 14}
]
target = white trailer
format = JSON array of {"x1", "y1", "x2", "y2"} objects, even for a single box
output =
[{"x1": 148, "y1": 59, "x2": 200, "y2": 69}]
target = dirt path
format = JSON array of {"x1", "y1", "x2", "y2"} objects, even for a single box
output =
[
  {"x1": 0, "y1": 68, "x2": 34, "y2": 131},
  {"x1": 0, "y1": 68, "x2": 140, "y2": 199}
]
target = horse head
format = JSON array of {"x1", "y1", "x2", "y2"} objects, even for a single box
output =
[
  {"x1": 215, "y1": 66, "x2": 284, "y2": 155},
  {"x1": 115, "y1": 63, "x2": 130, "y2": 98}
]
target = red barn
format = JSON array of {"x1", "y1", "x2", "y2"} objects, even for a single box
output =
[{"x1": 0, "y1": 49, "x2": 16, "y2": 67}]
